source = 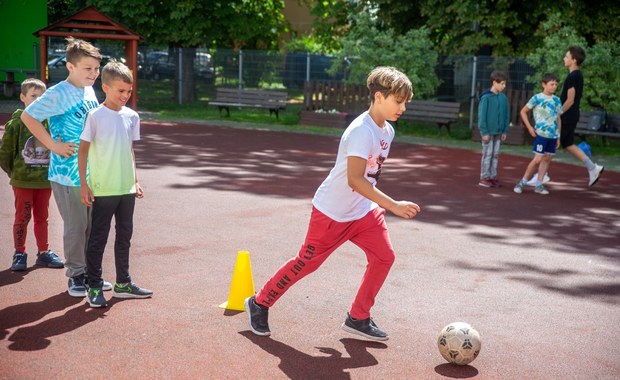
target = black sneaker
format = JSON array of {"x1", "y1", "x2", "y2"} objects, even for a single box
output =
[
  {"x1": 244, "y1": 296, "x2": 271, "y2": 336},
  {"x1": 341, "y1": 312, "x2": 389, "y2": 341},
  {"x1": 87, "y1": 287, "x2": 108, "y2": 308},
  {"x1": 35, "y1": 250, "x2": 64, "y2": 268},
  {"x1": 11, "y1": 252, "x2": 27, "y2": 271},
  {"x1": 113, "y1": 282, "x2": 153, "y2": 299}
]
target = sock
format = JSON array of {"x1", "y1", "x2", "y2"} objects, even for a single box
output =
[
  {"x1": 583, "y1": 157, "x2": 596, "y2": 171},
  {"x1": 536, "y1": 180, "x2": 543, "y2": 187}
]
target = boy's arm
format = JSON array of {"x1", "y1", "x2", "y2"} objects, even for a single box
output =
[
  {"x1": 77, "y1": 140, "x2": 94, "y2": 206},
  {"x1": 477, "y1": 97, "x2": 489, "y2": 136},
  {"x1": 520, "y1": 105, "x2": 536, "y2": 138},
  {"x1": 0, "y1": 121, "x2": 16, "y2": 175},
  {"x1": 347, "y1": 156, "x2": 420, "y2": 220},
  {"x1": 556, "y1": 115, "x2": 562, "y2": 148},
  {"x1": 20, "y1": 111, "x2": 77, "y2": 158},
  {"x1": 131, "y1": 146, "x2": 144, "y2": 198},
  {"x1": 562, "y1": 87, "x2": 575, "y2": 113}
]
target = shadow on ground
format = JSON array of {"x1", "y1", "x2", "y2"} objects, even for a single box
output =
[{"x1": 137, "y1": 122, "x2": 620, "y2": 262}]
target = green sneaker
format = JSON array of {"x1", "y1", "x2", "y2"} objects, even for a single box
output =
[
  {"x1": 87, "y1": 287, "x2": 107, "y2": 308},
  {"x1": 113, "y1": 282, "x2": 153, "y2": 299},
  {"x1": 513, "y1": 179, "x2": 526, "y2": 194}
]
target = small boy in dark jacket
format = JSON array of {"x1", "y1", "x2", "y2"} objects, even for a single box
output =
[
  {"x1": 477, "y1": 70, "x2": 510, "y2": 188},
  {"x1": 0, "y1": 78, "x2": 63, "y2": 271}
]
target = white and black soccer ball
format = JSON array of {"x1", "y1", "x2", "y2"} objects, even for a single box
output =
[{"x1": 437, "y1": 322, "x2": 481, "y2": 365}]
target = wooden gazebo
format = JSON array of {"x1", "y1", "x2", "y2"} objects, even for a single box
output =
[{"x1": 34, "y1": 6, "x2": 142, "y2": 110}]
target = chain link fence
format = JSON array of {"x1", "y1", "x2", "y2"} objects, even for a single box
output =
[{"x1": 45, "y1": 40, "x2": 538, "y2": 115}]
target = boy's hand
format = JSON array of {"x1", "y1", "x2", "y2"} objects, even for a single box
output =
[
  {"x1": 556, "y1": 138, "x2": 560, "y2": 149},
  {"x1": 391, "y1": 201, "x2": 421, "y2": 220},
  {"x1": 526, "y1": 126, "x2": 536, "y2": 138},
  {"x1": 52, "y1": 136, "x2": 78, "y2": 158},
  {"x1": 481, "y1": 135, "x2": 490, "y2": 142},
  {"x1": 80, "y1": 185, "x2": 94, "y2": 206},
  {"x1": 501, "y1": 133, "x2": 507, "y2": 141},
  {"x1": 135, "y1": 182, "x2": 144, "y2": 199}
]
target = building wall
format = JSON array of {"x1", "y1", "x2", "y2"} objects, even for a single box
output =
[
  {"x1": 283, "y1": 0, "x2": 314, "y2": 37},
  {"x1": 0, "y1": 0, "x2": 47, "y2": 82}
]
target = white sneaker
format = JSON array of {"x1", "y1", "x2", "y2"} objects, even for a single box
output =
[
  {"x1": 588, "y1": 164, "x2": 604, "y2": 187},
  {"x1": 526, "y1": 173, "x2": 551, "y2": 186}
]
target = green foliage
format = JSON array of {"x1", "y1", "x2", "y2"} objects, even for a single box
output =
[
  {"x1": 85, "y1": 0, "x2": 286, "y2": 49},
  {"x1": 525, "y1": 14, "x2": 620, "y2": 113},
  {"x1": 330, "y1": 13, "x2": 440, "y2": 99},
  {"x1": 300, "y1": 0, "x2": 353, "y2": 53},
  {"x1": 282, "y1": 36, "x2": 325, "y2": 54}
]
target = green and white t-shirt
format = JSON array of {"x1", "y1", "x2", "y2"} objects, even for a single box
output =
[{"x1": 80, "y1": 105, "x2": 140, "y2": 196}]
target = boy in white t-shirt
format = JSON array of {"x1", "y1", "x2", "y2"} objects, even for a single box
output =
[
  {"x1": 78, "y1": 61, "x2": 152, "y2": 308},
  {"x1": 245, "y1": 67, "x2": 421, "y2": 341}
]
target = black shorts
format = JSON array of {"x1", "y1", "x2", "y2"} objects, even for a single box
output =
[{"x1": 560, "y1": 121, "x2": 576, "y2": 148}]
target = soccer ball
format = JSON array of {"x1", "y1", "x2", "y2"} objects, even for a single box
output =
[{"x1": 437, "y1": 322, "x2": 481, "y2": 365}]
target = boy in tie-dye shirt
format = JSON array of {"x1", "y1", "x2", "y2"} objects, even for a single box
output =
[
  {"x1": 21, "y1": 37, "x2": 113, "y2": 297},
  {"x1": 513, "y1": 73, "x2": 563, "y2": 195}
]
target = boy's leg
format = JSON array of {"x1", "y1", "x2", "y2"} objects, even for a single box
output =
[
  {"x1": 51, "y1": 182, "x2": 90, "y2": 278},
  {"x1": 86, "y1": 196, "x2": 118, "y2": 289},
  {"x1": 537, "y1": 154, "x2": 552, "y2": 181},
  {"x1": 32, "y1": 188, "x2": 52, "y2": 253},
  {"x1": 348, "y1": 208, "x2": 395, "y2": 320},
  {"x1": 490, "y1": 135, "x2": 501, "y2": 179},
  {"x1": 480, "y1": 139, "x2": 492, "y2": 180},
  {"x1": 112, "y1": 194, "x2": 135, "y2": 284},
  {"x1": 254, "y1": 207, "x2": 352, "y2": 308},
  {"x1": 12, "y1": 187, "x2": 33, "y2": 253}
]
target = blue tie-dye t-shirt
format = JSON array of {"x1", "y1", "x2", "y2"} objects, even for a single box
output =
[
  {"x1": 24, "y1": 81, "x2": 99, "y2": 186},
  {"x1": 525, "y1": 93, "x2": 563, "y2": 139}
]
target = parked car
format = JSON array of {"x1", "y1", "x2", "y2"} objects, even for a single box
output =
[
  {"x1": 143, "y1": 51, "x2": 215, "y2": 83},
  {"x1": 282, "y1": 53, "x2": 350, "y2": 89}
]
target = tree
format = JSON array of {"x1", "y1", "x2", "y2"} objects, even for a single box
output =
[
  {"x1": 61, "y1": 0, "x2": 287, "y2": 102},
  {"x1": 331, "y1": 13, "x2": 440, "y2": 99}
]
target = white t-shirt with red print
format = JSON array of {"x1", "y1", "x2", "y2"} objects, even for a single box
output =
[{"x1": 312, "y1": 111, "x2": 394, "y2": 222}]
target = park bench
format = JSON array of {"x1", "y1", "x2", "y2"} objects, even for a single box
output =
[
  {"x1": 210, "y1": 88, "x2": 288, "y2": 120},
  {"x1": 399, "y1": 99, "x2": 461, "y2": 133},
  {"x1": 575, "y1": 111, "x2": 620, "y2": 141}
]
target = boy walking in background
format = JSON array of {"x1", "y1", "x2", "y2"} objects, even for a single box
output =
[
  {"x1": 477, "y1": 70, "x2": 510, "y2": 188},
  {"x1": 78, "y1": 61, "x2": 152, "y2": 308},
  {"x1": 245, "y1": 67, "x2": 421, "y2": 341},
  {"x1": 21, "y1": 37, "x2": 112, "y2": 296},
  {"x1": 514, "y1": 73, "x2": 563, "y2": 195},
  {"x1": 1, "y1": 78, "x2": 63, "y2": 271},
  {"x1": 559, "y1": 46, "x2": 603, "y2": 187}
]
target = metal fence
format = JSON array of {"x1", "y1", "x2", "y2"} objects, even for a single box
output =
[
  {"x1": 46, "y1": 42, "x2": 538, "y2": 114},
  {"x1": 134, "y1": 48, "x2": 537, "y2": 102}
]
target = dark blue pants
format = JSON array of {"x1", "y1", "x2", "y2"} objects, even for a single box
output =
[{"x1": 86, "y1": 194, "x2": 135, "y2": 288}]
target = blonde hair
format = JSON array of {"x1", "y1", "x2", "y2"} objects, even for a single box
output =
[
  {"x1": 21, "y1": 78, "x2": 46, "y2": 95},
  {"x1": 65, "y1": 37, "x2": 102, "y2": 65},
  {"x1": 101, "y1": 61, "x2": 133, "y2": 85},
  {"x1": 367, "y1": 66, "x2": 413, "y2": 104}
]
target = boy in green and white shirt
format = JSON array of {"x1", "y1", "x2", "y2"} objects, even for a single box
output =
[{"x1": 78, "y1": 61, "x2": 152, "y2": 308}]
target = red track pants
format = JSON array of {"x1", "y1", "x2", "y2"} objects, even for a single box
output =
[
  {"x1": 255, "y1": 206, "x2": 395, "y2": 320},
  {"x1": 12, "y1": 187, "x2": 52, "y2": 253}
]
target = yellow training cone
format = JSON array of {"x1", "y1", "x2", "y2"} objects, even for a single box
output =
[{"x1": 219, "y1": 250, "x2": 255, "y2": 311}]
